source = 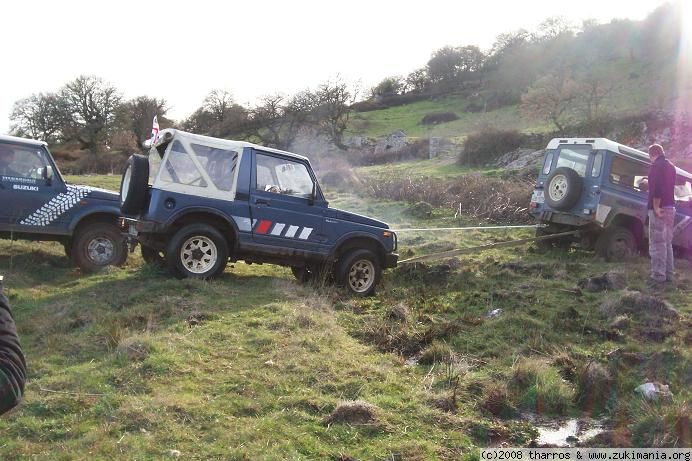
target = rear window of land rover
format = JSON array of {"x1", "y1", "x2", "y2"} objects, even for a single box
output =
[{"x1": 554, "y1": 145, "x2": 591, "y2": 177}]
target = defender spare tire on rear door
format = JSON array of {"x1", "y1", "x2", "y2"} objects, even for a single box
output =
[
  {"x1": 545, "y1": 167, "x2": 583, "y2": 211},
  {"x1": 120, "y1": 154, "x2": 149, "y2": 215}
]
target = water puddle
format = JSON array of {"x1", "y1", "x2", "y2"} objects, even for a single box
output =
[{"x1": 524, "y1": 415, "x2": 606, "y2": 447}]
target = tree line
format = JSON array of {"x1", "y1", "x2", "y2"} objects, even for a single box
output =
[
  {"x1": 9, "y1": 3, "x2": 681, "y2": 152},
  {"x1": 10, "y1": 76, "x2": 357, "y2": 153}
]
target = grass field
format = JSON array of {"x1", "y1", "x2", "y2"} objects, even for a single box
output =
[{"x1": 0, "y1": 174, "x2": 689, "y2": 459}]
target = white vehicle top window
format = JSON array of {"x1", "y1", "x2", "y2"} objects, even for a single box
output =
[
  {"x1": 190, "y1": 143, "x2": 239, "y2": 192},
  {"x1": 591, "y1": 152, "x2": 603, "y2": 177},
  {"x1": 160, "y1": 140, "x2": 207, "y2": 187},
  {"x1": 609, "y1": 156, "x2": 649, "y2": 192},
  {"x1": 256, "y1": 154, "x2": 314, "y2": 198},
  {"x1": 555, "y1": 145, "x2": 590, "y2": 177},
  {"x1": 0, "y1": 143, "x2": 49, "y2": 181},
  {"x1": 542, "y1": 151, "x2": 554, "y2": 175}
]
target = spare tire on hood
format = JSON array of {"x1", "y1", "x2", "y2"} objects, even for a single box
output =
[{"x1": 120, "y1": 154, "x2": 149, "y2": 215}]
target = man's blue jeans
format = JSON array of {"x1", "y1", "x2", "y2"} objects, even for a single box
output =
[{"x1": 648, "y1": 208, "x2": 675, "y2": 282}]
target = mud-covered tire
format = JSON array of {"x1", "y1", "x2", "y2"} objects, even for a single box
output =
[
  {"x1": 165, "y1": 224, "x2": 228, "y2": 280},
  {"x1": 595, "y1": 226, "x2": 638, "y2": 262},
  {"x1": 337, "y1": 249, "x2": 381, "y2": 297},
  {"x1": 120, "y1": 154, "x2": 149, "y2": 215},
  {"x1": 545, "y1": 167, "x2": 583, "y2": 211},
  {"x1": 141, "y1": 245, "x2": 165, "y2": 267},
  {"x1": 71, "y1": 222, "x2": 128, "y2": 273}
]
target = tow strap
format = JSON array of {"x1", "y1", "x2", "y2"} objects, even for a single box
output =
[
  {"x1": 398, "y1": 229, "x2": 579, "y2": 264},
  {"x1": 393, "y1": 224, "x2": 545, "y2": 232}
]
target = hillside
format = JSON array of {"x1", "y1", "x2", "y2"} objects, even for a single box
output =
[
  {"x1": 0, "y1": 172, "x2": 689, "y2": 459},
  {"x1": 347, "y1": 58, "x2": 676, "y2": 141}
]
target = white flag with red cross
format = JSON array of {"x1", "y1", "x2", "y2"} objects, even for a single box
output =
[{"x1": 151, "y1": 115, "x2": 160, "y2": 144}]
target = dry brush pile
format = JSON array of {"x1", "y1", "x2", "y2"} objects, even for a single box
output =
[{"x1": 363, "y1": 172, "x2": 535, "y2": 224}]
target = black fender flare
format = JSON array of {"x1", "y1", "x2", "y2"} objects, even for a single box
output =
[
  {"x1": 164, "y1": 206, "x2": 241, "y2": 250},
  {"x1": 67, "y1": 206, "x2": 122, "y2": 233},
  {"x1": 328, "y1": 231, "x2": 388, "y2": 264}
]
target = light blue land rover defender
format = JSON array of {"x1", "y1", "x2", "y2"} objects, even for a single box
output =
[
  {"x1": 530, "y1": 138, "x2": 692, "y2": 261},
  {"x1": 119, "y1": 129, "x2": 398, "y2": 295}
]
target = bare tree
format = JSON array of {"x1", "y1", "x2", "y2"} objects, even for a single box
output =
[
  {"x1": 59, "y1": 75, "x2": 122, "y2": 152},
  {"x1": 576, "y1": 71, "x2": 616, "y2": 122},
  {"x1": 115, "y1": 96, "x2": 171, "y2": 146},
  {"x1": 183, "y1": 89, "x2": 248, "y2": 138},
  {"x1": 249, "y1": 91, "x2": 314, "y2": 150},
  {"x1": 312, "y1": 78, "x2": 357, "y2": 150},
  {"x1": 521, "y1": 72, "x2": 579, "y2": 132},
  {"x1": 9, "y1": 93, "x2": 65, "y2": 142}
]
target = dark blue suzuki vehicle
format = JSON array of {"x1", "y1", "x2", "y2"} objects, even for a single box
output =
[
  {"x1": 119, "y1": 129, "x2": 398, "y2": 295},
  {"x1": 530, "y1": 138, "x2": 692, "y2": 261},
  {"x1": 0, "y1": 134, "x2": 127, "y2": 271}
]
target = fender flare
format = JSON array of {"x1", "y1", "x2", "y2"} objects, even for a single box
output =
[
  {"x1": 328, "y1": 231, "x2": 388, "y2": 263},
  {"x1": 163, "y1": 206, "x2": 241, "y2": 248},
  {"x1": 67, "y1": 205, "x2": 122, "y2": 233}
]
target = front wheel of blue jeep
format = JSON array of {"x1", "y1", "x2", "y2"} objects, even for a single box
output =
[
  {"x1": 72, "y1": 222, "x2": 128, "y2": 273},
  {"x1": 338, "y1": 249, "x2": 381, "y2": 297},
  {"x1": 166, "y1": 224, "x2": 229, "y2": 280}
]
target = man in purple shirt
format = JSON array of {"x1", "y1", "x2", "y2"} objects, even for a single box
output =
[{"x1": 646, "y1": 144, "x2": 677, "y2": 289}]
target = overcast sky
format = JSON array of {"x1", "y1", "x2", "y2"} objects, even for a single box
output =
[{"x1": 1, "y1": 0, "x2": 667, "y2": 135}]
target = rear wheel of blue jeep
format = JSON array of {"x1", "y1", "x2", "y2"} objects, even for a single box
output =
[
  {"x1": 338, "y1": 249, "x2": 381, "y2": 297},
  {"x1": 166, "y1": 224, "x2": 228, "y2": 280},
  {"x1": 595, "y1": 226, "x2": 637, "y2": 262}
]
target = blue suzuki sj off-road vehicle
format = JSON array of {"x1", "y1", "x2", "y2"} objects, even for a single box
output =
[
  {"x1": 0, "y1": 134, "x2": 127, "y2": 271},
  {"x1": 119, "y1": 129, "x2": 398, "y2": 295},
  {"x1": 530, "y1": 138, "x2": 692, "y2": 261}
]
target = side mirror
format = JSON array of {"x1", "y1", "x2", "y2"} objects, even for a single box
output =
[{"x1": 44, "y1": 165, "x2": 54, "y2": 185}]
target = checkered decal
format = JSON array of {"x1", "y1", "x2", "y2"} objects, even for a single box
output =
[
  {"x1": 248, "y1": 219, "x2": 313, "y2": 240},
  {"x1": 20, "y1": 185, "x2": 93, "y2": 227}
]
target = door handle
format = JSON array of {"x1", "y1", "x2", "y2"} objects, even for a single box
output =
[{"x1": 255, "y1": 198, "x2": 270, "y2": 206}]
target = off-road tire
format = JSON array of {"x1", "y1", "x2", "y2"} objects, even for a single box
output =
[
  {"x1": 71, "y1": 222, "x2": 128, "y2": 273},
  {"x1": 141, "y1": 245, "x2": 165, "y2": 267},
  {"x1": 545, "y1": 167, "x2": 583, "y2": 211},
  {"x1": 337, "y1": 249, "x2": 381, "y2": 297},
  {"x1": 120, "y1": 154, "x2": 149, "y2": 215},
  {"x1": 165, "y1": 224, "x2": 228, "y2": 280},
  {"x1": 595, "y1": 226, "x2": 638, "y2": 262}
]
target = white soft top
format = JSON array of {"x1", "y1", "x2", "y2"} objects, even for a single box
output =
[
  {"x1": 547, "y1": 137, "x2": 649, "y2": 160},
  {"x1": 547, "y1": 137, "x2": 692, "y2": 178},
  {"x1": 0, "y1": 134, "x2": 47, "y2": 147},
  {"x1": 154, "y1": 129, "x2": 309, "y2": 162}
]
